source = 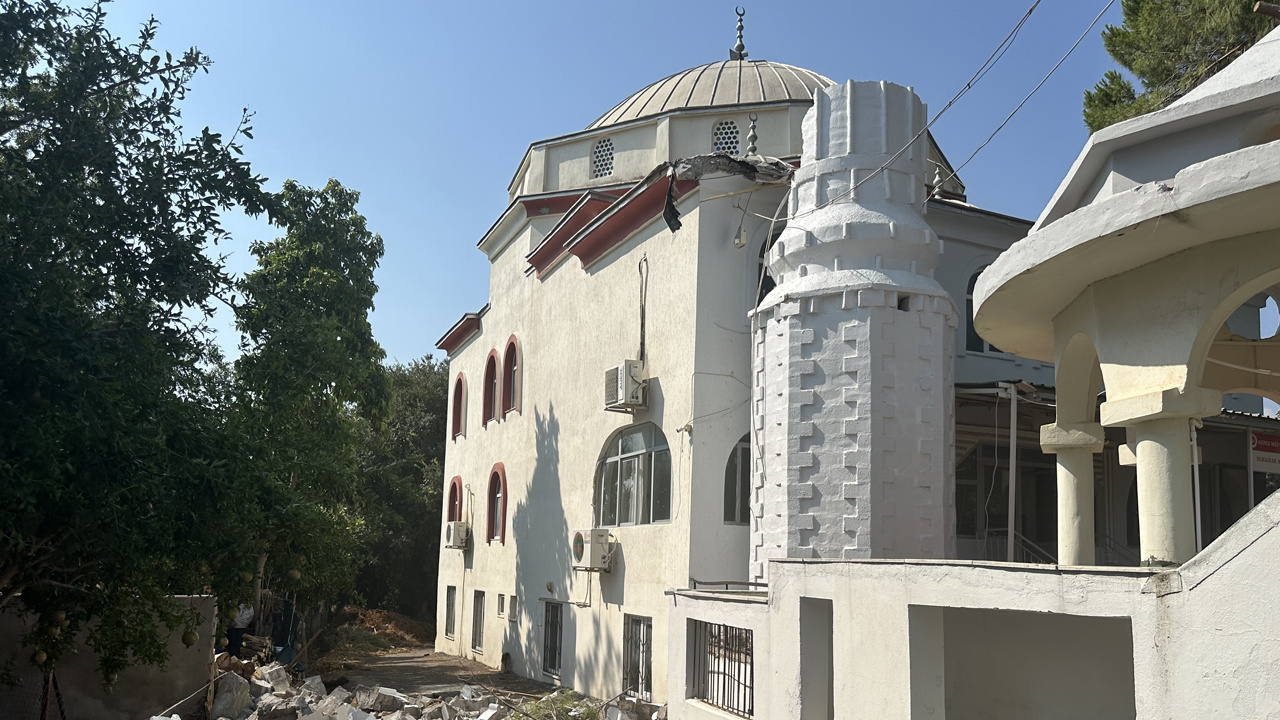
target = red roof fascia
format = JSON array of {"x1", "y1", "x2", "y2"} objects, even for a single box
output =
[
  {"x1": 565, "y1": 178, "x2": 698, "y2": 268},
  {"x1": 436, "y1": 305, "x2": 488, "y2": 355},
  {"x1": 526, "y1": 191, "x2": 624, "y2": 276},
  {"x1": 519, "y1": 194, "x2": 581, "y2": 218}
]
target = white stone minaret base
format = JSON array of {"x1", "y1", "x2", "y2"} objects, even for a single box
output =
[{"x1": 749, "y1": 81, "x2": 956, "y2": 582}]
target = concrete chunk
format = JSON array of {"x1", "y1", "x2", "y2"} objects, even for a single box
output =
[{"x1": 211, "y1": 671, "x2": 251, "y2": 720}]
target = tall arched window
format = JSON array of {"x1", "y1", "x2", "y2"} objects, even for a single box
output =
[
  {"x1": 451, "y1": 374, "x2": 466, "y2": 439},
  {"x1": 594, "y1": 423, "x2": 672, "y2": 527},
  {"x1": 713, "y1": 119, "x2": 740, "y2": 155},
  {"x1": 592, "y1": 138, "x2": 614, "y2": 178},
  {"x1": 482, "y1": 352, "x2": 499, "y2": 425},
  {"x1": 447, "y1": 477, "x2": 463, "y2": 523},
  {"x1": 724, "y1": 434, "x2": 751, "y2": 524},
  {"x1": 487, "y1": 464, "x2": 507, "y2": 544},
  {"x1": 966, "y1": 269, "x2": 1001, "y2": 354},
  {"x1": 502, "y1": 337, "x2": 520, "y2": 416}
]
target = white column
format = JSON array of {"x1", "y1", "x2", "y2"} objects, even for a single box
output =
[
  {"x1": 1041, "y1": 421, "x2": 1104, "y2": 566},
  {"x1": 1134, "y1": 417, "x2": 1197, "y2": 566}
]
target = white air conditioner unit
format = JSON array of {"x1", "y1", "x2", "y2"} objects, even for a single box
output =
[
  {"x1": 571, "y1": 529, "x2": 613, "y2": 571},
  {"x1": 445, "y1": 521, "x2": 470, "y2": 549},
  {"x1": 604, "y1": 360, "x2": 645, "y2": 411}
]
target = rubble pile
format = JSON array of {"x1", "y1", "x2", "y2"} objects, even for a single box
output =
[{"x1": 150, "y1": 656, "x2": 661, "y2": 720}]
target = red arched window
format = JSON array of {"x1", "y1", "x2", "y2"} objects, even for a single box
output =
[
  {"x1": 486, "y1": 464, "x2": 507, "y2": 544},
  {"x1": 447, "y1": 476, "x2": 463, "y2": 522},
  {"x1": 501, "y1": 337, "x2": 520, "y2": 416},
  {"x1": 451, "y1": 374, "x2": 466, "y2": 439},
  {"x1": 482, "y1": 352, "x2": 499, "y2": 425}
]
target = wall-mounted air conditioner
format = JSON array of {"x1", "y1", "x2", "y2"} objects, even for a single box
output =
[
  {"x1": 571, "y1": 529, "x2": 613, "y2": 571},
  {"x1": 604, "y1": 360, "x2": 645, "y2": 412},
  {"x1": 445, "y1": 521, "x2": 470, "y2": 549}
]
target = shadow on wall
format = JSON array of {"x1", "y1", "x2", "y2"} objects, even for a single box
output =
[{"x1": 508, "y1": 405, "x2": 570, "y2": 684}]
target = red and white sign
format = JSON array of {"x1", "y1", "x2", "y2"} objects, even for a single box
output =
[{"x1": 1251, "y1": 430, "x2": 1280, "y2": 472}]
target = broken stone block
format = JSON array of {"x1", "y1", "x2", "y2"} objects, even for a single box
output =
[
  {"x1": 399, "y1": 705, "x2": 424, "y2": 719},
  {"x1": 258, "y1": 662, "x2": 291, "y2": 693},
  {"x1": 356, "y1": 685, "x2": 407, "y2": 712},
  {"x1": 477, "y1": 703, "x2": 509, "y2": 720},
  {"x1": 211, "y1": 671, "x2": 252, "y2": 720},
  {"x1": 300, "y1": 675, "x2": 327, "y2": 698},
  {"x1": 249, "y1": 677, "x2": 275, "y2": 698},
  {"x1": 316, "y1": 686, "x2": 352, "y2": 715},
  {"x1": 256, "y1": 692, "x2": 311, "y2": 720}
]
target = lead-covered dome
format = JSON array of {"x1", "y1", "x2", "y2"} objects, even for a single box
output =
[{"x1": 587, "y1": 59, "x2": 835, "y2": 130}]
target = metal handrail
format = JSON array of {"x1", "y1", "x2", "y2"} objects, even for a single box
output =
[
  {"x1": 1095, "y1": 533, "x2": 1141, "y2": 567},
  {"x1": 689, "y1": 577, "x2": 769, "y2": 591}
]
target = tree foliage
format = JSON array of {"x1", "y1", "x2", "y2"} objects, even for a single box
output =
[
  {"x1": 0, "y1": 0, "x2": 272, "y2": 679},
  {"x1": 354, "y1": 357, "x2": 449, "y2": 619},
  {"x1": 0, "y1": 0, "x2": 410, "y2": 683},
  {"x1": 1084, "y1": 0, "x2": 1277, "y2": 132}
]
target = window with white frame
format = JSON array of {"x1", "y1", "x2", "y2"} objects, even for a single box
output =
[
  {"x1": 713, "y1": 119, "x2": 740, "y2": 155},
  {"x1": 724, "y1": 434, "x2": 751, "y2": 524},
  {"x1": 445, "y1": 586, "x2": 456, "y2": 638},
  {"x1": 966, "y1": 268, "x2": 1001, "y2": 354},
  {"x1": 591, "y1": 138, "x2": 614, "y2": 178},
  {"x1": 472, "y1": 591, "x2": 485, "y2": 651},
  {"x1": 543, "y1": 601, "x2": 563, "y2": 674},
  {"x1": 593, "y1": 423, "x2": 672, "y2": 527}
]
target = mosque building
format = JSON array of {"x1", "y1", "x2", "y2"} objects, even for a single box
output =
[{"x1": 435, "y1": 12, "x2": 1280, "y2": 718}]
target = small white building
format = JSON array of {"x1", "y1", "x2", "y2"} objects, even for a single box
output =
[{"x1": 434, "y1": 15, "x2": 1280, "y2": 718}]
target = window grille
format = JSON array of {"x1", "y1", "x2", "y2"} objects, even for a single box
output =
[
  {"x1": 472, "y1": 591, "x2": 485, "y2": 651},
  {"x1": 543, "y1": 602, "x2": 563, "y2": 674},
  {"x1": 624, "y1": 615, "x2": 653, "y2": 701},
  {"x1": 593, "y1": 423, "x2": 672, "y2": 527},
  {"x1": 690, "y1": 620, "x2": 754, "y2": 717},
  {"x1": 445, "y1": 586, "x2": 457, "y2": 638},
  {"x1": 724, "y1": 435, "x2": 751, "y2": 524},
  {"x1": 592, "y1": 138, "x2": 614, "y2": 178},
  {"x1": 713, "y1": 120, "x2": 740, "y2": 155}
]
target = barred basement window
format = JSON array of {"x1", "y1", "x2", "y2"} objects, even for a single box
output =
[
  {"x1": 624, "y1": 614, "x2": 653, "y2": 701},
  {"x1": 592, "y1": 138, "x2": 614, "y2": 178},
  {"x1": 544, "y1": 601, "x2": 563, "y2": 674},
  {"x1": 713, "y1": 119, "x2": 740, "y2": 155},
  {"x1": 690, "y1": 619, "x2": 754, "y2": 717}
]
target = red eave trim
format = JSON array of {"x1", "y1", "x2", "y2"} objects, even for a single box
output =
[
  {"x1": 436, "y1": 303, "x2": 489, "y2": 355},
  {"x1": 565, "y1": 177, "x2": 698, "y2": 268},
  {"x1": 526, "y1": 190, "x2": 626, "y2": 276}
]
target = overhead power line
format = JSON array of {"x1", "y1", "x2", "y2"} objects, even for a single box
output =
[
  {"x1": 787, "y1": 0, "x2": 1044, "y2": 222},
  {"x1": 933, "y1": 0, "x2": 1118, "y2": 194}
]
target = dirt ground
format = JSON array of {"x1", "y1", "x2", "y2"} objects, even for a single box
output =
[{"x1": 323, "y1": 643, "x2": 555, "y2": 698}]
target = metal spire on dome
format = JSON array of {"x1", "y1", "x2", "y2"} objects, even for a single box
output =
[{"x1": 730, "y1": 7, "x2": 748, "y2": 60}]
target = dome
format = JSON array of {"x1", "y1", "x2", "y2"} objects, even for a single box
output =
[{"x1": 587, "y1": 59, "x2": 835, "y2": 130}]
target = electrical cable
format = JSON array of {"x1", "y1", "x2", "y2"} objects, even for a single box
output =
[
  {"x1": 780, "y1": 0, "x2": 1044, "y2": 224},
  {"x1": 932, "y1": 0, "x2": 1118, "y2": 194}
]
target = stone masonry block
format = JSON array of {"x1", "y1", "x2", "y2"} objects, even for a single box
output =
[
  {"x1": 843, "y1": 450, "x2": 861, "y2": 467},
  {"x1": 858, "y1": 289, "x2": 885, "y2": 307},
  {"x1": 788, "y1": 483, "x2": 815, "y2": 500},
  {"x1": 842, "y1": 324, "x2": 860, "y2": 342},
  {"x1": 842, "y1": 420, "x2": 858, "y2": 438},
  {"x1": 843, "y1": 482, "x2": 862, "y2": 498}
]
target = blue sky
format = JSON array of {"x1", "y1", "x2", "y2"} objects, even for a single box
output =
[{"x1": 100, "y1": 0, "x2": 1279, "y2": 373}]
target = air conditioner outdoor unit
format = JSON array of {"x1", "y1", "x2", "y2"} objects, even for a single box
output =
[
  {"x1": 571, "y1": 529, "x2": 613, "y2": 571},
  {"x1": 445, "y1": 521, "x2": 470, "y2": 549},
  {"x1": 604, "y1": 360, "x2": 645, "y2": 411}
]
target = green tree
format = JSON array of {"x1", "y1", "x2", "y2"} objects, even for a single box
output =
[
  {"x1": 355, "y1": 356, "x2": 449, "y2": 619},
  {"x1": 0, "y1": 0, "x2": 273, "y2": 678},
  {"x1": 233, "y1": 178, "x2": 390, "y2": 609},
  {"x1": 1084, "y1": 0, "x2": 1277, "y2": 132}
]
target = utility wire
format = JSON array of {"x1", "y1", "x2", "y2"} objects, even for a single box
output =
[
  {"x1": 786, "y1": 0, "x2": 1043, "y2": 222},
  {"x1": 933, "y1": 0, "x2": 1118, "y2": 194}
]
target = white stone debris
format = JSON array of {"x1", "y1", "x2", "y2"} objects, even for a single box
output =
[{"x1": 210, "y1": 671, "x2": 251, "y2": 720}]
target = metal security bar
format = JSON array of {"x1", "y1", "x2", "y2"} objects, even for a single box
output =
[
  {"x1": 690, "y1": 620, "x2": 754, "y2": 717},
  {"x1": 624, "y1": 614, "x2": 653, "y2": 701}
]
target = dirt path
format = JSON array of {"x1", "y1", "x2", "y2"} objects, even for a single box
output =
[{"x1": 329, "y1": 644, "x2": 554, "y2": 697}]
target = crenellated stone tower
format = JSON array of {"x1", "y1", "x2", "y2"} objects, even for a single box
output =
[{"x1": 749, "y1": 80, "x2": 956, "y2": 581}]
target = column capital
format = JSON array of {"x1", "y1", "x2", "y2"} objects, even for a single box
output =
[
  {"x1": 1040, "y1": 422, "x2": 1105, "y2": 453},
  {"x1": 1099, "y1": 386, "x2": 1222, "y2": 427}
]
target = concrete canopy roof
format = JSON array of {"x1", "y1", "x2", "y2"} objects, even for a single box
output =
[
  {"x1": 587, "y1": 59, "x2": 834, "y2": 130},
  {"x1": 973, "y1": 139, "x2": 1280, "y2": 362}
]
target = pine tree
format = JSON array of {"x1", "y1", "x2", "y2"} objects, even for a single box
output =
[{"x1": 1084, "y1": 0, "x2": 1277, "y2": 133}]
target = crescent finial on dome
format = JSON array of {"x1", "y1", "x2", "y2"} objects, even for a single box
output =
[{"x1": 730, "y1": 7, "x2": 748, "y2": 60}]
